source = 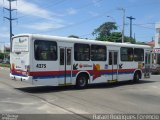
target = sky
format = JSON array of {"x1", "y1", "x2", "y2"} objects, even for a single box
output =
[{"x1": 0, "y1": 0, "x2": 160, "y2": 46}]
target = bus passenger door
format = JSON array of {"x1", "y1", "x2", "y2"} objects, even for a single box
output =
[
  {"x1": 59, "y1": 47, "x2": 72, "y2": 85},
  {"x1": 108, "y1": 51, "x2": 119, "y2": 81},
  {"x1": 144, "y1": 52, "x2": 151, "y2": 78}
]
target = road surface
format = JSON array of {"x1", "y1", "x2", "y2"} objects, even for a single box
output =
[{"x1": 0, "y1": 67, "x2": 160, "y2": 119}]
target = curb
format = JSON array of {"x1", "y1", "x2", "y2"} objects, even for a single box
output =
[{"x1": 0, "y1": 67, "x2": 10, "y2": 71}]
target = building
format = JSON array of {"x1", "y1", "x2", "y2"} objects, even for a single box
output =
[
  {"x1": 4, "y1": 46, "x2": 10, "y2": 53},
  {"x1": 0, "y1": 44, "x2": 4, "y2": 53},
  {"x1": 146, "y1": 40, "x2": 155, "y2": 48},
  {"x1": 0, "y1": 43, "x2": 10, "y2": 53},
  {"x1": 0, "y1": 43, "x2": 10, "y2": 62},
  {"x1": 153, "y1": 23, "x2": 160, "y2": 64}
]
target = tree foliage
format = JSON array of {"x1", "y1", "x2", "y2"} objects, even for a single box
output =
[
  {"x1": 68, "y1": 35, "x2": 79, "y2": 38},
  {"x1": 0, "y1": 53, "x2": 4, "y2": 59},
  {"x1": 93, "y1": 22, "x2": 136, "y2": 43},
  {"x1": 136, "y1": 41, "x2": 147, "y2": 45},
  {"x1": 124, "y1": 36, "x2": 136, "y2": 44},
  {"x1": 105, "y1": 32, "x2": 122, "y2": 42},
  {"x1": 92, "y1": 22, "x2": 117, "y2": 37}
]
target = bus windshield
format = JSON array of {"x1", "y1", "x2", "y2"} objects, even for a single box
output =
[{"x1": 12, "y1": 36, "x2": 29, "y2": 52}]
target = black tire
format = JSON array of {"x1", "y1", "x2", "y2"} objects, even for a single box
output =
[
  {"x1": 76, "y1": 75, "x2": 88, "y2": 89},
  {"x1": 133, "y1": 72, "x2": 140, "y2": 83}
]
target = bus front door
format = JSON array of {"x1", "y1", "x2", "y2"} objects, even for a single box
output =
[
  {"x1": 108, "y1": 51, "x2": 118, "y2": 82},
  {"x1": 144, "y1": 52, "x2": 151, "y2": 78},
  {"x1": 59, "y1": 47, "x2": 72, "y2": 86}
]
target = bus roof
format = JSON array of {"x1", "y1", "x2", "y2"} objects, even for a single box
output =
[{"x1": 12, "y1": 34, "x2": 151, "y2": 49}]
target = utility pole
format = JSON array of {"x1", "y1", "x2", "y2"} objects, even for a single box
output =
[
  {"x1": 4, "y1": 42, "x2": 5, "y2": 61},
  {"x1": 127, "y1": 16, "x2": 135, "y2": 39},
  {"x1": 134, "y1": 33, "x2": 136, "y2": 40},
  {"x1": 118, "y1": 8, "x2": 125, "y2": 43},
  {"x1": 3, "y1": 0, "x2": 17, "y2": 50}
]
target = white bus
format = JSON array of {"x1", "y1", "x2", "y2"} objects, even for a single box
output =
[{"x1": 10, "y1": 34, "x2": 151, "y2": 88}]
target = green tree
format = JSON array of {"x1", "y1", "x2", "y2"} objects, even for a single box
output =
[
  {"x1": 106, "y1": 32, "x2": 122, "y2": 42},
  {"x1": 92, "y1": 22, "x2": 117, "y2": 38},
  {"x1": 124, "y1": 36, "x2": 136, "y2": 44},
  {"x1": 0, "y1": 53, "x2": 4, "y2": 60},
  {"x1": 136, "y1": 41, "x2": 147, "y2": 45},
  {"x1": 68, "y1": 35, "x2": 79, "y2": 38},
  {"x1": 92, "y1": 22, "x2": 136, "y2": 43}
]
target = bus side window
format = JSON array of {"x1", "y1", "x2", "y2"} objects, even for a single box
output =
[
  {"x1": 91, "y1": 45, "x2": 106, "y2": 61},
  {"x1": 35, "y1": 46, "x2": 42, "y2": 60},
  {"x1": 120, "y1": 47, "x2": 133, "y2": 61},
  {"x1": 34, "y1": 40, "x2": 57, "y2": 61},
  {"x1": 60, "y1": 48, "x2": 64, "y2": 65},
  {"x1": 74, "y1": 43, "x2": 90, "y2": 61},
  {"x1": 134, "y1": 48, "x2": 144, "y2": 61}
]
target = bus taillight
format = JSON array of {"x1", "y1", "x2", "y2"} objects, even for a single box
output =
[{"x1": 26, "y1": 65, "x2": 30, "y2": 76}]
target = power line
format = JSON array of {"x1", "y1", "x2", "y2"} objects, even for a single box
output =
[
  {"x1": 75, "y1": 0, "x2": 103, "y2": 10},
  {"x1": 17, "y1": 0, "x2": 104, "y2": 24},
  {"x1": 38, "y1": 8, "x2": 118, "y2": 34},
  {"x1": 133, "y1": 24, "x2": 155, "y2": 30},
  {"x1": 12, "y1": 0, "x2": 115, "y2": 33},
  {"x1": 17, "y1": 0, "x2": 67, "y2": 19},
  {"x1": 134, "y1": 23, "x2": 155, "y2": 25},
  {"x1": 9, "y1": 0, "x2": 156, "y2": 38}
]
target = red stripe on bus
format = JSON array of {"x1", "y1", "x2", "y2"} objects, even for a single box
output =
[{"x1": 29, "y1": 69, "x2": 136, "y2": 76}]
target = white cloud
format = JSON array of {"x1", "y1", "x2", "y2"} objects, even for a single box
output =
[
  {"x1": 0, "y1": 26, "x2": 10, "y2": 42},
  {"x1": 92, "y1": 0, "x2": 101, "y2": 7},
  {"x1": 0, "y1": 0, "x2": 67, "y2": 32},
  {"x1": 16, "y1": 0, "x2": 52, "y2": 19},
  {"x1": 66, "y1": 8, "x2": 77, "y2": 15},
  {"x1": 0, "y1": 32, "x2": 9, "y2": 40},
  {"x1": 0, "y1": 0, "x2": 58, "y2": 20},
  {"x1": 22, "y1": 22, "x2": 65, "y2": 31}
]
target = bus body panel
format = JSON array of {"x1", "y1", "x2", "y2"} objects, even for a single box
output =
[
  {"x1": 10, "y1": 34, "x2": 152, "y2": 87},
  {"x1": 10, "y1": 36, "x2": 32, "y2": 83}
]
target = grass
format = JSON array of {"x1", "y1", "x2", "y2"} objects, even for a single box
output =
[{"x1": 0, "y1": 63, "x2": 10, "y2": 68}]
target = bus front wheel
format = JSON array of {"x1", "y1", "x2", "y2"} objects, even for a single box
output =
[{"x1": 76, "y1": 75, "x2": 88, "y2": 89}]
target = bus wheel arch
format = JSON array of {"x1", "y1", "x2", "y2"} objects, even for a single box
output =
[
  {"x1": 76, "y1": 72, "x2": 90, "y2": 89},
  {"x1": 133, "y1": 70, "x2": 142, "y2": 82}
]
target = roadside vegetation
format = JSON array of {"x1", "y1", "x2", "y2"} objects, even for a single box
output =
[
  {"x1": 0, "y1": 63, "x2": 10, "y2": 68},
  {"x1": 0, "y1": 53, "x2": 10, "y2": 68}
]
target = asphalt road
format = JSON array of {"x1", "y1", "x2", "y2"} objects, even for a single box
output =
[{"x1": 0, "y1": 67, "x2": 160, "y2": 119}]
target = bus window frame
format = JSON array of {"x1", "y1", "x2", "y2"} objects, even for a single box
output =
[
  {"x1": 34, "y1": 40, "x2": 58, "y2": 61},
  {"x1": 120, "y1": 47, "x2": 134, "y2": 62},
  {"x1": 74, "y1": 43, "x2": 90, "y2": 61},
  {"x1": 134, "y1": 48, "x2": 144, "y2": 62},
  {"x1": 91, "y1": 44, "x2": 107, "y2": 61}
]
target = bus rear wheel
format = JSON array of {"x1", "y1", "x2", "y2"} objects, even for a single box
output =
[
  {"x1": 133, "y1": 72, "x2": 140, "y2": 83},
  {"x1": 76, "y1": 75, "x2": 88, "y2": 89}
]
